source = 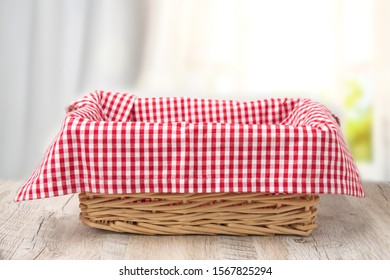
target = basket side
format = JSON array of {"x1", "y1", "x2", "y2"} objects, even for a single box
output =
[{"x1": 78, "y1": 193, "x2": 319, "y2": 236}]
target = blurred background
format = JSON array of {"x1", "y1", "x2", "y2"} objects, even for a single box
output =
[{"x1": 1, "y1": 0, "x2": 389, "y2": 181}]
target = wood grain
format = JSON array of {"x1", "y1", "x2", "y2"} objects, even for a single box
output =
[{"x1": 0, "y1": 179, "x2": 389, "y2": 260}]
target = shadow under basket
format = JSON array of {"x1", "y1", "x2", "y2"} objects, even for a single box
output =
[{"x1": 79, "y1": 193, "x2": 319, "y2": 236}]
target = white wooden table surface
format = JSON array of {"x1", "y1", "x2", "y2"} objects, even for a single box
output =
[{"x1": 0, "y1": 180, "x2": 389, "y2": 260}]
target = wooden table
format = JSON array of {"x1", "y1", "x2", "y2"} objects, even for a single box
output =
[{"x1": 0, "y1": 180, "x2": 389, "y2": 260}]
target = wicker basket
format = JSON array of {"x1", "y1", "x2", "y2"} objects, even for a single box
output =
[
  {"x1": 79, "y1": 192, "x2": 319, "y2": 236},
  {"x1": 15, "y1": 92, "x2": 364, "y2": 238}
]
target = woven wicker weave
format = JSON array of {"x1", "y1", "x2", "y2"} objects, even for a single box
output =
[{"x1": 79, "y1": 193, "x2": 319, "y2": 236}]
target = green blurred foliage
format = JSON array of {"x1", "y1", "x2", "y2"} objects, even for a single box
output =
[
  {"x1": 344, "y1": 80, "x2": 363, "y2": 109},
  {"x1": 343, "y1": 80, "x2": 372, "y2": 162}
]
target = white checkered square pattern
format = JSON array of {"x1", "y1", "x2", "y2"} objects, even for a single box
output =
[{"x1": 15, "y1": 90, "x2": 364, "y2": 201}]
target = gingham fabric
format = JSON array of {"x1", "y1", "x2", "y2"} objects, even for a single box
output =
[{"x1": 15, "y1": 91, "x2": 364, "y2": 201}]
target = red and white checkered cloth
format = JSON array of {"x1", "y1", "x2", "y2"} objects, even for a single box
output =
[{"x1": 15, "y1": 91, "x2": 364, "y2": 201}]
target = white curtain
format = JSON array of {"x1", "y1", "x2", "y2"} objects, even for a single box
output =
[{"x1": 0, "y1": 0, "x2": 145, "y2": 179}]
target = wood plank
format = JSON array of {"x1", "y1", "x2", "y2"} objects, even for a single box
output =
[
  {"x1": 0, "y1": 179, "x2": 389, "y2": 260},
  {"x1": 312, "y1": 181, "x2": 390, "y2": 259}
]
